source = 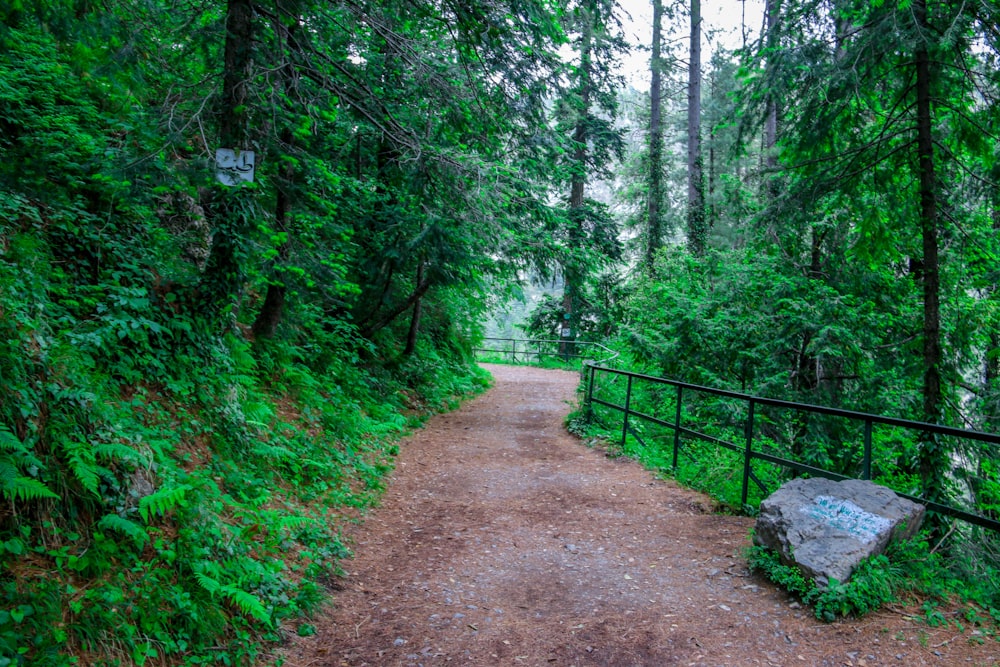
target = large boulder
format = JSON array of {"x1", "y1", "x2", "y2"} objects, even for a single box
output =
[{"x1": 754, "y1": 477, "x2": 925, "y2": 588}]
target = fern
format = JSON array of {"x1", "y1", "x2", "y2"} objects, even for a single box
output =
[
  {"x1": 194, "y1": 571, "x2": 222, "y2": 596},
  {"x1": 0, "y1": 429, "x2": 59, "y2": 502},
  {"x1": 277, "y1": 515, "x2": 316, "y2": 533},
  {"x1": 219, "y1": 584, "x2": 271, "y2": 625},
  {"x1": 0, "y1": 426, "x2": 22, "y2": 451},
  {"x1": 0, "y1": 460, "x2": 14, "y2": 487},
  {"x1": 3, "y1": 475, "x2": 60, "y2": 502},
  {"x1": 61, "y1": 440, "x2": 100, "y2": 495},
  {"x1": 93, "y1": 441, "x2": 149, "y2": 466},
  {"x1": 251, "y1": 443, "x2": 295, "y2": 462},
  {"x1": 243, "y1": 400, "x2": 275, "y2": 426},
  {"x1": 138, "y1": 483, "x2": 192, "y2": 522},
  {"x1": 97, "y1": 513, "x2": 148, "y2": 547},
  {"x1": 192, "y1": 558, "x2": 272, "y2": 625}
]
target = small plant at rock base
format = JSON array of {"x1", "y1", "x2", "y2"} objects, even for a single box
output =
[
  {"x1": 746, "y1": 543, "x2": 898, "y2": 621},
  {"x1": 746, "y1": 544, "x2": 815, "y2": 601},
  {"x1": 811, "y1": 555, "x2": 897, "y2": 622}
]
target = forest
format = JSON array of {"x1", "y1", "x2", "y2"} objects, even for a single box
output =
[{"x1": 1, "y1": 0, "x2": 999, "y2": 663}]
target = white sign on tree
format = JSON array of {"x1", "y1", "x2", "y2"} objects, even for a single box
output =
[{"x1": 215, "y1": 148, "x2": 256, "y2": 186}]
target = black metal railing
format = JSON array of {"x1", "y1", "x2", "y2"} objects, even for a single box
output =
[
  {"x1": 475, "y1": 337, "x2": 619, "y2": 366},
  {"x1": 584, "y1": 362, "x2": 1000, "y2": 533}
]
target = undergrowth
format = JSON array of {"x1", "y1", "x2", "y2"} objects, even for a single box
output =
[
  {"x1": 0, "y1": 201, "x2": 490, "y2": 665},
  {"x1": 747, "y1": 535, "x2": 1000, "y2": 636},
  {"x1": 0, "y1": 325, "x2": 487, "y2": 666},
  {"x1": 746, "y1": 544, "x2": 897, "y2": 621}
]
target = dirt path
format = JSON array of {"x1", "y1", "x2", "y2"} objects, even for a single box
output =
[{"x1": 274, "y1": 364, "x2": 998, "y2": 666}]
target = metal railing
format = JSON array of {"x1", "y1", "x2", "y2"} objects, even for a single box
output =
[
  {"x1": 475, "y1": 337, "x2": 620, "y2": 367},
  {"x1": 584, "y1": 362, "x2": 1000, "y2": 533}
]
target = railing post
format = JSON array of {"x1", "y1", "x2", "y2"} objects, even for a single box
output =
[
  {"x1": 672, "y1": 385, "x2": 683, "y2": 469},
  {"x1": 621, "y1": 374, "x2": 633, "y2": 446},
  {"x1": 862, "y1": 419, "x2": 872, "y2": 480},
  {"x1": 510, "y1": 338, "x2": 517, "y2": 364},
  {"x1": 741, "y1": 399, "x2": 756, "y2": 509},
  {"x1": 586, "y1": 364, "x2": 596, "y2": 422}
]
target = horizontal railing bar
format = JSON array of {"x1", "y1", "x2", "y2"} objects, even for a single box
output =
[
  {"x1": 596, "y1": 394, "x2": 740, "y2": 450},
  {"x1": 475, "y1": 349, "x2": 590, "y2": 360},
  {"x1": 479, "y1": 338, "x2": 620, "y2": 365},
  {"x1": 625, "y1": 408, "x2": 674, "y2": 430},
  {"x1": 597, "y1": 399, "x2": 746, "y2": 453},
  {"x1": 587, "y1": 364, "x2": 1000, "y2": 445},
  {"x1": 894, "y1": 493, "x2": 1000, "y2": 531},
  {"x1": 586, "y1": 363, "x2": 1000, "y2": 533},
  {"x1": 750, "y1": 451, "x2": 851, "y2": 481},
  {"x1": 591, "y1": 397, "x2": 626, "y2": 413},
  {"x1": 677, "y1": 425, "x2": 743, "y2": 453}
]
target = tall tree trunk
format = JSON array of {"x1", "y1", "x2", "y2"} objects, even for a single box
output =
[
  {"x1": 763, "y1": 0, "x2": 780, "y2": 208},
  {"x1": 251, "y1": 163, "x2": 290, "y2": 338},
  {"x1": 982, "y1": 204, "x2": 1000, "y2": 518},
  {"x1": 687, "y1": 0, "x2": 706, "y2": 256},
  {"x1": 562, "y1": 7, "x2": 593, "y2": 356},
  {"x1": 708, "y1": 71, "x2": 717, "y2": 230},
  {"x1": 403, "y1": 263, "x2": 424, "y2": 357},
  {"x1": 913, "y1": 0, "x2": 948, "y2": 535},
  {"x1": 201, "y1": 0, "x2": 254, "y2": 324},
  {"x1": 219, "y1": 0, "x2": 252, "y2": 150},
  {"x1": 252, "y1": 5, "x2": 302, "y2": 339},
  {"x1": 645, "y1": 0, "x2": 664, "y2": 273},
  {"x1": 986, "y1": 203, "x2": 1000, "y2": 431},
  {"x1": 361, "y1": 274, "x2": 432, "y2": 339}
]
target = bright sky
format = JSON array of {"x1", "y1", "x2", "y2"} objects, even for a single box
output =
[{"x1": 616, "y1": 0, "x2": 765, "y2": 85}]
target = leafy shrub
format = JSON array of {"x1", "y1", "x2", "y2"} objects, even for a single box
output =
[{"x1": 746, "y1": 544, "x2": 898, "y2": 621}]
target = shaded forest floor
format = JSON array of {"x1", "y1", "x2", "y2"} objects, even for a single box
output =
[{"x1": 271, "y1": 364, "x2": 998, "y2": 666}]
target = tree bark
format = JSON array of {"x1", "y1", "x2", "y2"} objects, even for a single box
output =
[
  {"x1": 251, "y1": 143, "x2": 291, "y2": 338},
  {"x1": 764, "y1": 0, "x2": 779, "y2": 174},
  {"x1": 645, "y1": 0, "x2": 664, "y2": 273},
  {"x1": 252, "y1": 5, "x2": 302, "y2": 339},
  {"x1": 220, "y1": 0, "x2": 252, "y2": 150},
  {"x1": 361, "y1": 275, "x2": 433, "y2": 339},
  {"x1": 986, "y1": 203, "x2": 1000, "y2": 430},
  {"x1": 687, "y1": 0, "x2": 706, "y2": 256},
  {"x1": 403, "y1": 263, "x2": 425, "y2": 357},
  {"x1": 913, "y1": 0, "x2": 948, "y2": 531},
  {"x1": 201, "y1": 0, "x2": 254, "y2": 324},
  {"x1": 708, "y1": 70, "x2": 716, "y2": 230},
  {"x1": 562, "y1": 5, "x2": 593, "y2": 355}
]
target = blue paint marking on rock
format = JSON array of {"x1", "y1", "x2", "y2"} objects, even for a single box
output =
[{"x1": 804, "y1": 496, "x2": 892, "y2": 544}]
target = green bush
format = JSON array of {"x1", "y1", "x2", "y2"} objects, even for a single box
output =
[{"x1": 746, "y1": 544, "x2": 898, "y2": 621}]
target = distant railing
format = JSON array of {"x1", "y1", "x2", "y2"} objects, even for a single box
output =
[
  {"x1": 584, "y1": 362, "x2": 1000, "y2": 533},
  {"x1": 475, "y1": 337, "x2": 620, "y2": 367}
]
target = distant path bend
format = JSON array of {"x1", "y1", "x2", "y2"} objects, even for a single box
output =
[{"x1": 275, "y1": 364, "x2": 995, "y2": 667}]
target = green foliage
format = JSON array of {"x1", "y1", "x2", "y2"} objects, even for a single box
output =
[
  {"x1": 138, "y1": 484, "x2": 192, "y2": 523},
  {"x1": 746, "y1": 544, "x2": 815, "y2": 599},
  {"x1": 0, "y1": 1, "x2": 505, "y2": 663},
  {"x1": 746, "y1": 545, "x2": 898, "y2": 621},
  {"x1": 97, "y1": 514, "x2": 148, "y2": 547},
  {"x1": 745, "y1": 532, "x2": 1000, "y2": 627},
  {"x1": 0, "y1": 427, "x2": 59, "y2": 503}
]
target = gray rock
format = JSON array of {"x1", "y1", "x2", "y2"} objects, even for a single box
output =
[{"x1": 754, "y1": 477, "x2": 924, "y2": 588}]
